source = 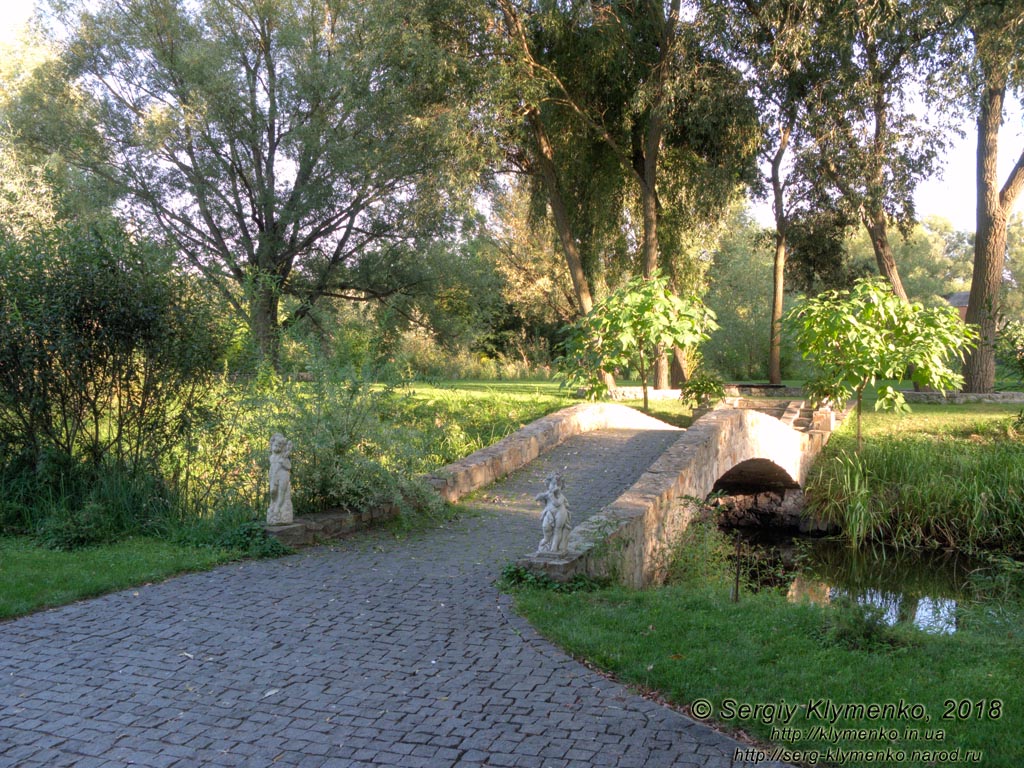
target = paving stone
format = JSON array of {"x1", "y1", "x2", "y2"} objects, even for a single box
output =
[{"x1": 0, "y1": 427, "x2": 792, "y2": 768}]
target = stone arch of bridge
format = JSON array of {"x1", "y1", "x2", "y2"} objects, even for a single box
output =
[
  {"x1": 712, "y1": 457, "x2": 801, "y2": 493},
  {"x1": 693, "y1": 408, "x2": 813, "y2": 499}
]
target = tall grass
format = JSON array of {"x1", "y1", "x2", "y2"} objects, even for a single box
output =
[
  {"x1": 0, "y1": 374, "x2": 574, "y2": 551},
  {"x1": 806, "y1": 406, "x2": 1024, "y2": 552}
]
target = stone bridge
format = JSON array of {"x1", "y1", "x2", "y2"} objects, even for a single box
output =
[{"x1": 427, "y1": 398, "x2": 843, "y2": 588}]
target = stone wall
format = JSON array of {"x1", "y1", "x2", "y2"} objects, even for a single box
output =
[
  {"x1": 266, "y1": 506, "x2": 400, "y2": 548},
  {"x1": 903, "y1": 391, "x2": 1024, "y2": 405}
]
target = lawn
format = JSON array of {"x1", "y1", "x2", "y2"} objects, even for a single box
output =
[
  {"x1": 0, "y1": 536, "x2": 239, "y2": 620},
  {"x1": 511, "y1": 575, "x2": 1022, "y2": 767}
]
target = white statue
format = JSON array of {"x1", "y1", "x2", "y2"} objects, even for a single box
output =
[
  {"x1": 536, "y1": 473, "x2": 571, "y2": 555},
  {"x1": 267, "y1": 433, "x2": 294, "y2": 525}
]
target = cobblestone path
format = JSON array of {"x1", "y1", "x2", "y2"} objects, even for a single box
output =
[{"x1": 1, "y1": 426, "x2": 786, "y2": 768}]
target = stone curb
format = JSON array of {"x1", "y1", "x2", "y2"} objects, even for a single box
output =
[
  {"x1": 265, "y1": 504, "x2": 400, "y2": 547},
  {"x1": 903, "y1": 390, "x2": 1024, "y2": 404}
]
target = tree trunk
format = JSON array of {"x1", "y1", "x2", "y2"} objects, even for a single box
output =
[
  {"x1": 530, "y1": 113, "x2": 617, "y2": 392},
  {"x1": 250, "y1": 286, "x2": 281, "y2": 369},
  {"x1": 639, "y1": 117, "x2": 668, "y2": 389},
  {"x1": 768, "y1": 126, "x2": 792, "y2": 386},
  {"x1": 639, "y1": 0, "x2": 680, "y2": 392},
  {"x1": 964, "y1": 65, "x2": 1024, "y2": 392},
  {"x1": 769, "y1": 232, "x2": 786, "y2": 385},
  {"x1": 642, "y1": 176, "x2": 670, "y2": 390},
  {"x1": 531, "y1": 113, "x2": 595, "y2": 316},
  {"x1": 862, "y1": 208, "x2": 909, "y2": 302}
]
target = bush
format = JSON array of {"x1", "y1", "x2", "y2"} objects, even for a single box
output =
[
  {"x1": 385, "y1": 334, "x2": 550, "y2": 382},
  {"x1": 0, "y1": 223, "x2": 224, "y2": 542},
  {"x1": 822, "y1": 595, "x2": 913, "y2": 651},
  {"x1": 0, "y1": 223, "x2": 223, "y2": 469},
  {"x1": 250, "y1": 371, "x2": 446, "y2": 519},
  {"x1": 996, "y1": 320, "x2": 1024, "y2": 384},
  {"x1": 679, "y1": 369, "x2": 726, "y2": 409}
]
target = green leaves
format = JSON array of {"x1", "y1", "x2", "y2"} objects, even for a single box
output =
[
  {"x1": 787, "y1": 276, "x2": 979, "y2": 448},
  {"x1": 558, "y1": 272, "x2": 717, "y2": 408}
]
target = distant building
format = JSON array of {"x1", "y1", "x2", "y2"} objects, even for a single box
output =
[{"x1": 945, "y1": 291, "x2": 970, "y2": 321}]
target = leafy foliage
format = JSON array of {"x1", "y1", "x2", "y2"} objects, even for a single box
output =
[
  {"x1": 821, "y1": 595, "x2": 913, "y2": 651},
  {"x1": 559, "y1": 272, "x2": 717, "y2": 410},
  {"x1": 996, "y1": 319, "x2": 1024, "y2": 383},
  {"x1": 34, "y1": 0, "x2": 494, "y2": 363},
  {"x1": 0, "y1": 222, "x2": 225, "y2": 545},
  {"x1": 678, "y1": 370, "x2": 726, "y2": 410},
  {"x1": 0, "y1": 223, "x2": 223, "y2": 471},
  {"x1": 787, "y1": 276, "x2": 978, "y2": 448},
  {"x1": 497, "y1": 563, "x2": 606, "y2": 594}
]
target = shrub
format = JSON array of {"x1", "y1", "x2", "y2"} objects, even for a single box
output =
[
  {"x1": 996, "y1": 320, "x2": 1024, "y2": 383},
  {"x1": 0, "y1": 223, "x2": 224, "y2": 541},
  {"x1": 558, "y1": 272, "x2": 717, "y2": 411},
  {"x1": 270, "y1": 372, "x2": 445, "y2": 519},
  {"x1": 822, "y1": 595, "x2": 913, "y2": 651},
  {"x1": 679, "y1": 369, "x2": 726, "y2": 409},
  {"x1": 0, "y1": 223, "x2": 223, "y2": 470},
  {"x1": 787, "y1": 276, "x2": 977, "y2": 451}
]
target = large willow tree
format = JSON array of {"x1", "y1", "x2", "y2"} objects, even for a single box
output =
[
  {"x1": 29, "y1": 0, "x2": 492, "y2": 365},
  {"x1": 795, "y1": 0, "x2": 956, "y2": 302},
  {"x1": 960, "y1": 0, "x2": 1024, "y2": 392},
  {"x1": 494, "y1": 0, "x2": 760, "y2": 387}
]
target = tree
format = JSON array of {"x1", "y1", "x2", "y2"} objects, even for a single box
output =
[
  {"x1": 0, "y1": 28, "x2": 117, "y2": 238},
  {"x1": 559, "y1": 272, "x2": 717, "y2": 412},
  {"x1": 787, "y1": 277, "x2": 977, "y2": 452},
  {"x1": 702, "y1": 208, "x2": 775, "y2": 380},
  {"x1": 701, "y1": 0, "x2": 825, "y2": 385},
  {"x1": 0, "y1": 221, "x2": 223, "y2": 470},
  {"x1": 959, "y1": 1, "x2": 1024, "y2": 392},
  {"x1": 846, "y1": 216, "x2": 973, "y2": 304},
  {"x1": 784, "y1": 208, "x2": 868, "y2": 293},
  {"x1": 795, "y1": 0, "x2": 953, "y2": 301},
  {"x1": 29, "y1": 0, "x2": 491, "y2": 366},
  {"x1": 493, "y1": 0, "x2": 758, "y2": 387}
]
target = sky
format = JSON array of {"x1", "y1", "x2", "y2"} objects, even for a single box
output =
[{"x1": 1, "y1": 0, "x2": 1021, "y2": 234}]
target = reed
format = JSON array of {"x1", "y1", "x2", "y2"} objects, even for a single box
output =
[{"x1": 806, "y1": 406, "x2": 1024, "y2": 552}]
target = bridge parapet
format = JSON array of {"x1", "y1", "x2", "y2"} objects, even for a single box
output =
[{"x1": 523, "y1": 403, "x2": 845, "y2": 588}]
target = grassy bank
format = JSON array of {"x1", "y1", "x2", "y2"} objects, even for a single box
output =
[
  {"x1": 806, "y1": 403, "x2": 1024, "y2": 553},
  {"x1": 0, "y1": 536, "x2": 241, "y2": 620},
  {"x1": 508, "y1": 520, "x2": 1023, "y2": 767}
]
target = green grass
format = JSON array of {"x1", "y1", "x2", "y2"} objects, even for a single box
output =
[
  {"x1": 508, "y1": 516, "x2": 1024, "y2": 768},
  {"x1": 0, "y1": 536, "x2": 240, "y2": 620},
  {"x1": 618, "y1": 397, "x2": 696, "y2": 428},
  {"x1": 391, "y1": 380, "x2": 575, "y2": 468},
  {"x1": 505, "y1": 402, "x2": 1024, "y2": 766},
  {"x1": 513, "y1": 583, "x2": 1021, "y2": 767},
  {"x1": 806, "y1": 403, "x2": 1024, "y2": 552}
]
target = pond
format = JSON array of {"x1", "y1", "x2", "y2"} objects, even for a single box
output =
[{"x1": 728, "y1": 528, "x2": 991, "y2": 634}]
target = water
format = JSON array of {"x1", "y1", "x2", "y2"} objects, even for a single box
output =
[{"x1": 730, "y1": 530, "x2": 986, "y2": 634}]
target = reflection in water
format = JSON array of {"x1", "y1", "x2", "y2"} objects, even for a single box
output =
[
  {"x1": 737, "y1": 533, "x2": 981, "y2": 635},
  {"x1": 786, "y1": 579, "x2": 960, "y2": 634}
]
